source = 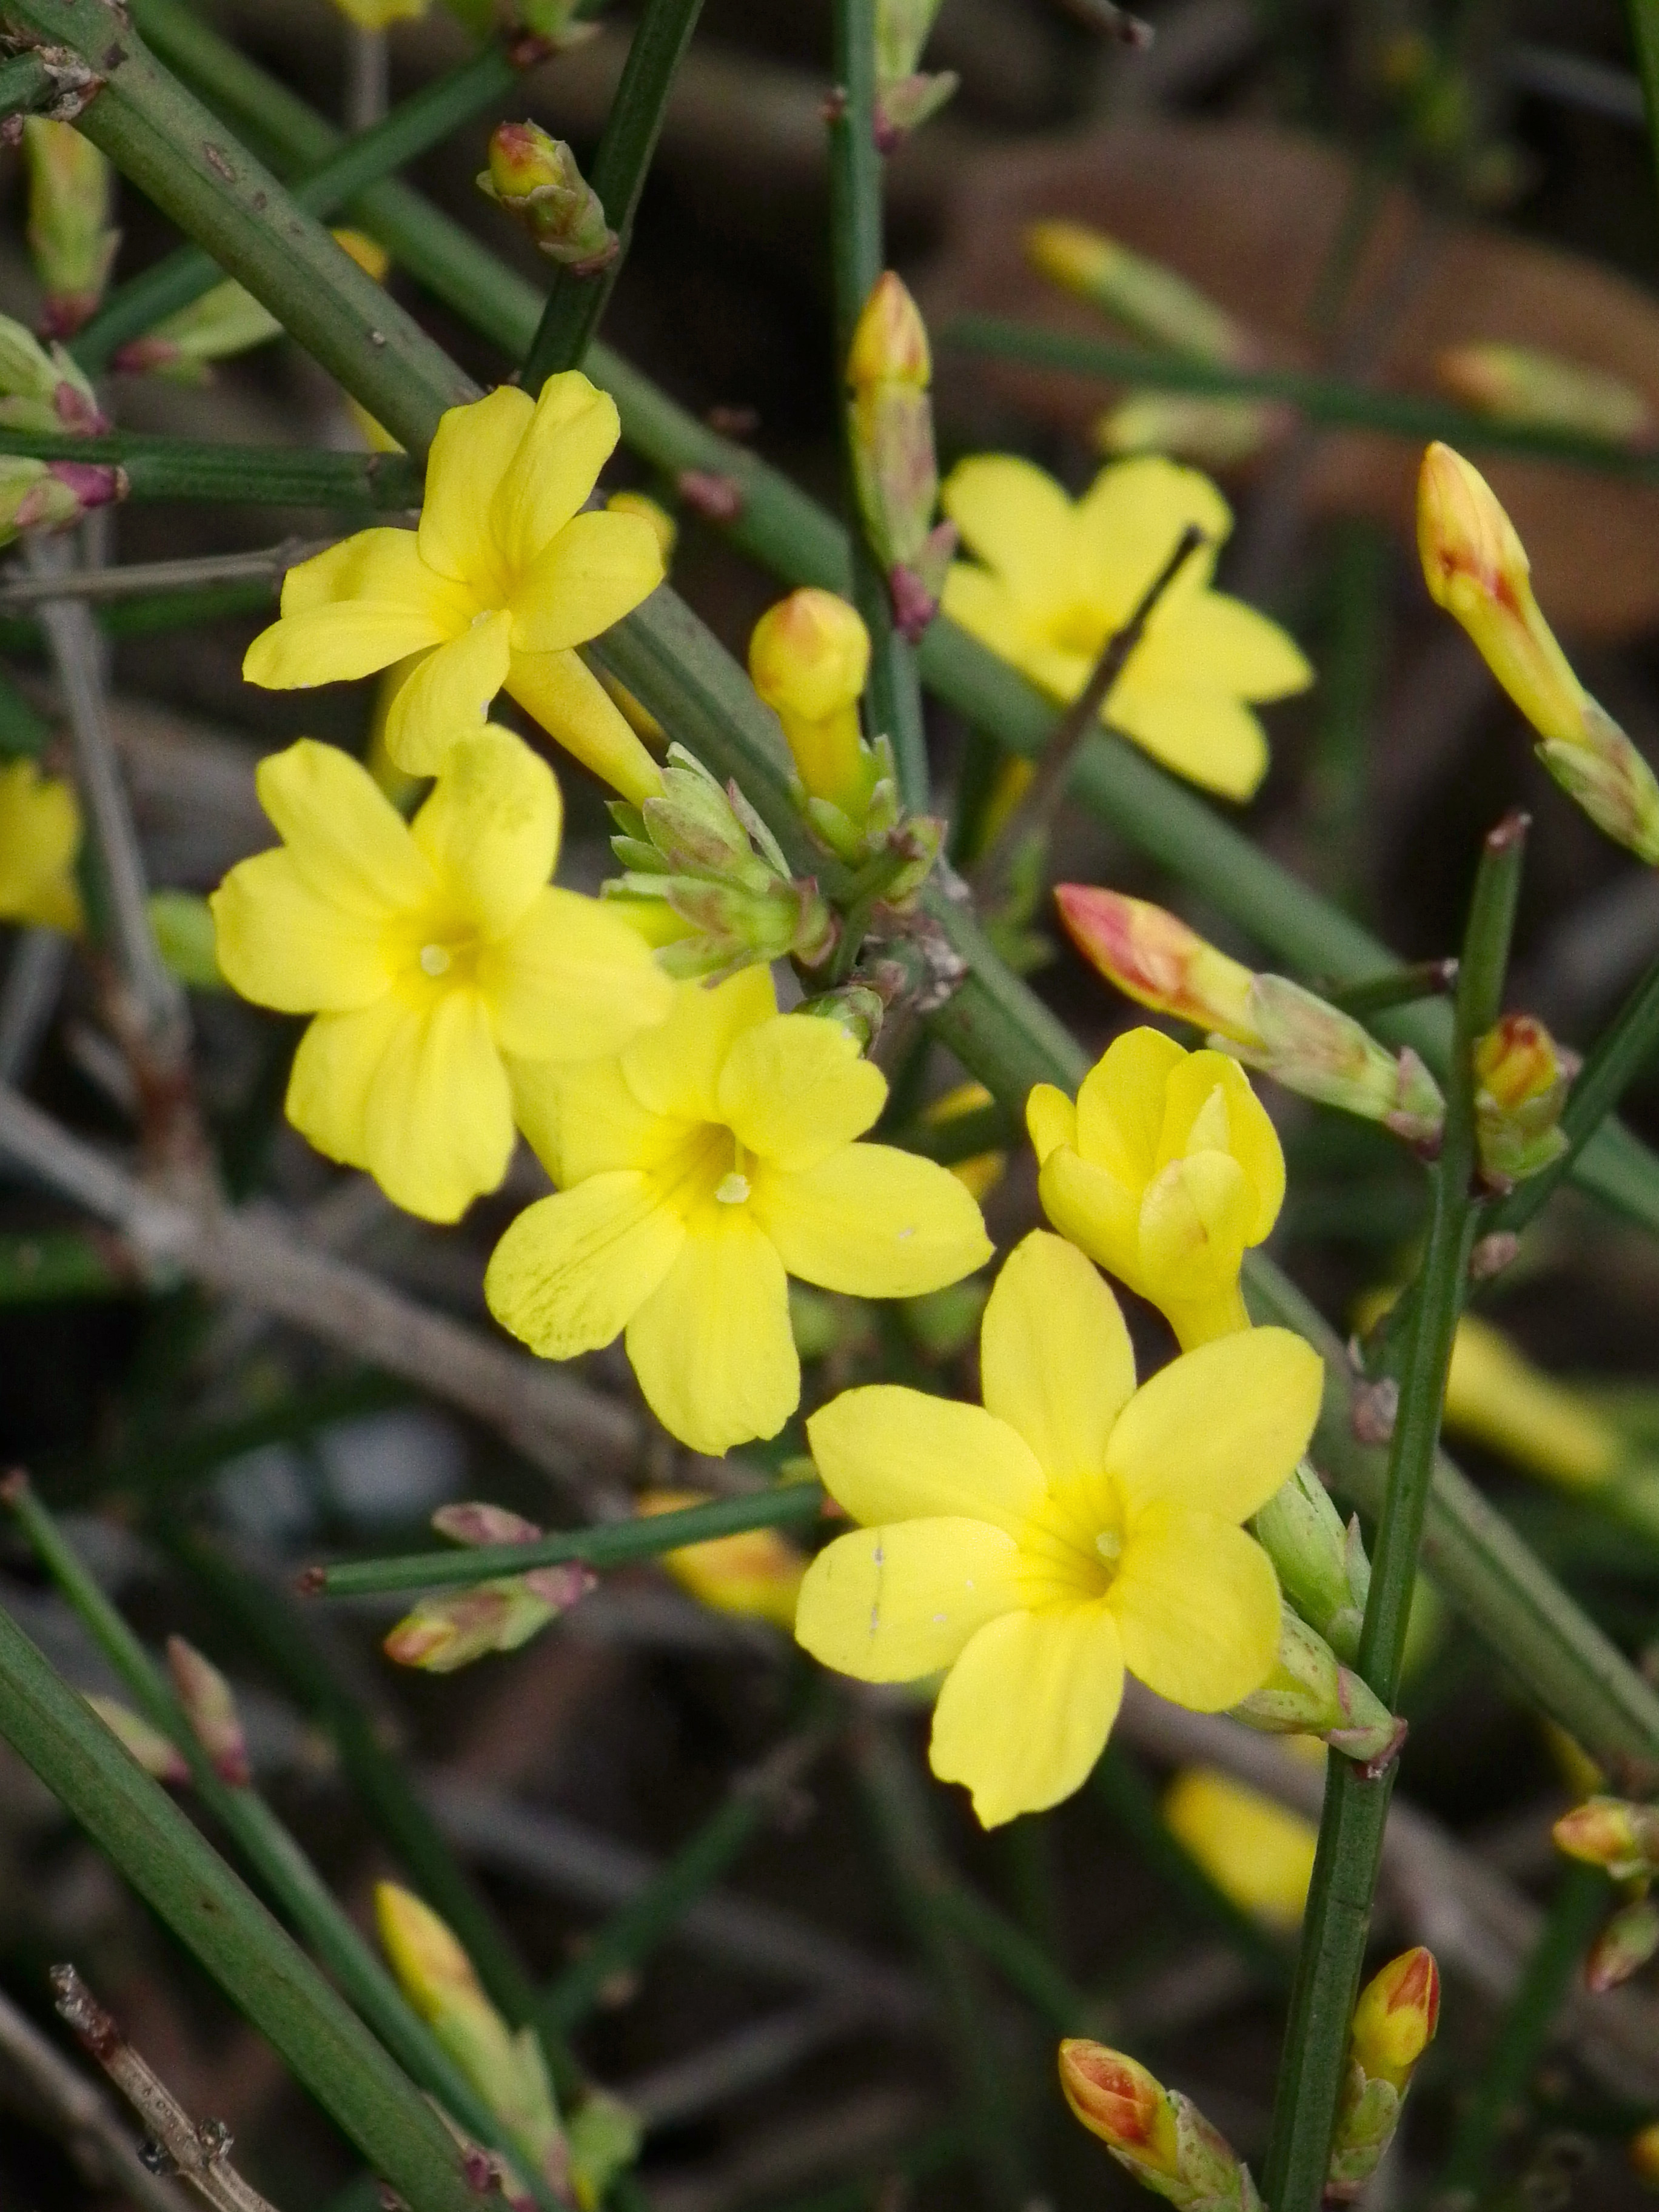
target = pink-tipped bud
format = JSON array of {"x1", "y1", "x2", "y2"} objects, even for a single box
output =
[
  {"x1": 1586, "y1": 1897, "x2": 1659, "y2": 1993},
  {"x1": 432, "y1": 1500, "x2": 545, "y2": 1549},
  {"x1": 1350, "y1": 1947, "x2": 1441, "y2": 2091},
  {"x1": 384, "y1": 1572, "x2": 591, "y2": 1674},
  {"x1": 84, "y1": 1695, "x2": 189, "y2": 1785},
  {"x1": 1058, "y1": 2043, "x2": 1182, "y2": 2177},
  {"x1": 20, "y1": 119, "x2": 119, "y2": 339},
  {"x1": 478, "y1": 122, "x2": 617, "y2": 275},
  {"x1": 1473, "y1": 1012, "x2": 1578, "y2": 1184},
  {"x1": 1054, "y1": 883, "x2": 1259, "y2": 1042},
  {"x1": 1555, "y1": 1795, "x2": 1659, "y2": 1882},
  {"x1": 165, "y1": 1635, "x2": 250, "y2": 1787}
]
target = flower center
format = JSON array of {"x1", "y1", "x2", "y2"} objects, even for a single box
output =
[
  {"x1": 419, "y1": 942, "x2": 452, "y2": 977},
  {"x1": 1015, "y1": 1472, "x2": 1130, "y2": 1609},
  {"x1": 1048, "y1": 602, "x2": 1111, "y2": 660}
]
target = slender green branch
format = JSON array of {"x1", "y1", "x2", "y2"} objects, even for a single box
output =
[
  {"x1": 1434, "y1": 1860, "x2": 1609, "y2": 2205},
  {"x1": 73, "y1": 41, "x2": 523, "y2": 371},
  {"x1": 1628, "y1": 0, "x2": 1659, "y2": 221},
  {"x1": 311, "y1": 1484, "x2": 826, "y2": 1598},
  {"x1": 827, "y1": 0, "x2": 927, "y2": 807},
  {"x1": 1326, "y1": 959, "x2": 1459, "y2": 1017},
  {"x1": 1262, "y1": 818, "x2": 1524, "y2": 2212},
  {"x1": 5, "y1": 1479, "x2": 567, "y2": 2209},
  {"x1": 521, "y1": 0, "x2": 706, "y2": 384},
  {"x1": 924, "y1": 1875, "x2": 1099, "y2": 2034},
  {"x1": 943, "y1": 316, "x2": 1659, "y2": 481},
  {"x1": 0, "y1": 1587, "x2": 481, "y2": 2210},
  {"x1": 0, "y1": 424, "x2": 420, "y2": 508},
  {"x1": 0, "y1": 48, "x2": 52, "y2": 115}
]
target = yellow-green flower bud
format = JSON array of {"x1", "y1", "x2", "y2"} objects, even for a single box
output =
[
  {"x1": 0, "y1": 312, "x2": 105, "y2": 435},
  {"x1": 749, "y1": 588, "x2": 876, "y2": 816},
  {"x1": 0, "y1": 454, "x2": 124, "y2": 549},
  {"x1": 1587, "y1": 1899, "x2": 1659, "y2": 1993},
  {"x1": 1059, "y1": 2042, "x2": 1264, "y2": 2210},
  {"x1": 1252, "y1": 1459, "x2": 1370, "y2": 1665},
  {"x1": 1327, "y1": 1948, "x2": 1439, "y2": 2200},
  {"x1": 84, "y1": 1695, "x2": 189, "y2": 1785},
  {"x1": 1436, "y1": 343, "x2": 1652, "y2": 448},
  {"x1": 21, "y1": 119, "x2": 119, "y2": 339},
  {"x1": 149, "y1": 890, "x2": 224, "y2": 988},
  {"x1": 164, "y1": 1635, "x2": 250, "y2": 1787},
  {"x1": 1554, "y1": 1794, "x2": 1659, "y2": 1882},
  {"x1": 1230, "y1": 1603, "x2": 1406, "y2": 1770},
  {"x1": 1025, "y1": 219, "x2": 1250, "y2": 366},
  {"x1": 845, "y1": 275, "x2": 953, "y2": 637},
  {"x1": 478, "y1": 121, "x2": 617, "y2": 274},
  {"x1": 385, "y1": 1501, "x2": 593, "y2": 1670},
  {"x1": 1096, "y1": 390, "x2": 1277, "y2": 467},
  {"x1": 1473, "y1": 1011, "x2": 1577, "y2": 1185}
]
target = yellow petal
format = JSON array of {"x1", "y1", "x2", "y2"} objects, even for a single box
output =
[
  {"x1": 277, "y1": 528, "x2": 453, "y2": 618},
  {"x1": 510, "y1": 509, "x2": 665, "y2": 654},
  {"x1": 384, "y1": 613, "x2": 515, "y2": 774},
  {"x1": 622, "y1": 965, "x2": 776, "y2": 1122},
  {"x1": 1109, "y1": 1503, "x2": 1279, "y2": 1709},
  {"x1": 512, "y1": 1052, "x2": 688, "y2": 1186},
  {"x1": 1073, "y1": 455, "x2": 1232, "y2": 618},
  {"x1": 979, "y1": 1231, "x2": 1135, "y2": 1480},
  {"x1": 255, "y1": 740, "x2": 433, "y2": 914},
  {"x1": 286, "y1": 996, "x2": 407, "y2": 1172},
  {"x1": 794, "y1": 1519, "x2": 1022, "y2": 1683},
  {"x1": 410, "y1": 725, "x2": 560, "y2": 939},
  {"x1": 362, "y1": 990, "x2": 515, "y2": 1222},
  {"x1": 930, "y1": 1603, "x2": 1125, "y2": 1828},
  {"x1": 244, "y1": 602, "x2": 452, "y2": 691},
  {"x1": 1159, "y1": 1053, "x2": 1284, "y2": 1241},
  {"x1": 940, "y1": 562, "x2": 1035, "y2": 664},
  {"x1": 1105, "y1": 681, "x2": 1270, "y2": 802},
  {"x1": 485, "y1": 888, "x2": 672, "y2": 1061},
  {"x1": 504, "y1": 647, "x2": 665, "y2": 805},
  {"x1": 807, "y1": 1386, "x2": 1044, "y2": 1535},
  {"x1": 490, "y1": 371, "x2": 620, "y2": 577},
  {"x1": 716, "y1": 1013, "x2": 886, "y2": 1171},
  {"x1": 1036, "y1": 1146, "x2": 1145, "y2": 1293},
  {"x1": 485, "y1": 1171, "x2": 683, "y2": 1355},
  {"x1": 210, "y1": 850, "x2": 389, "y2": 1012},
  {"x1": 625, "y1": 1210, "x2": 799, "y2": 1452},
  {"x1": 940, "y1": 455, "x2": 1076, "y2": 608},
  {"x1": 1138, "y1": 588, "x2": 1312, "y2": 703},
  {"x1": 1137, "y1": 1149, "x2": 1252, "y2": 1299},
  {"x1": 1163, "y1": 1768, "x2": 1316, "y2": 1929},
  {"x1": 751, "y1": 1143, "x2": 991, "y2": 1297},
  {"x1": 418, "y1": 386, "x2": 534, "y2": 596},
  {"x1": 1025, "y1": 1082, "x2": 1076, "y2": 1164},
  {"x1": 1105, "y1": 1326, "x2": 1324, "y2": 1522},
  {"x1": 1077, "y1": 1027, "x2": 1185, "y2": 1187}
]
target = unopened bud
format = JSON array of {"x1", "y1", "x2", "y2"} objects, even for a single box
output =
[
  {"x1": 85, "y1": 1695, "x2": 189, "y2": 1785},
  {"x1": 512, "y1": 0, "x2": 598, "y2": 49},
  {"x1": 1436, "y1": 343, "x2": 1652, "y2": 448},
  {"x1": 1054, "y1": 883, "x2": 1258, "y2": 1040},
  {"x1": 1025, "y1": 220, "x2": 1249, "y2": 366},
  {"x1": 1059, "y1": 2042, "x2": 1263, "y2": 2210},
  {"x1": 874, "y1": 69, "x2": 959, "y2": 147},
  {"x1": 796, "y1": 977, "x2": 896, "y2": 1051},
  {"x1": 0, "y1": 457, "x2": 125, "y2": 548},
  {"x1": 1095, "y1": 390, "x2": 1278, "y2": 468},
  {"x1": 21, "y1": 119, "x2": 119, "y2": 338},
  {"x1": 1554, "y1": 1795, "x2": 1659, "y2": 1882},
  {"x1": 606, "y1": 490, "x2": 677, "y2": 565},
  {"x1": 566, "y1": 2090, "x2": 643, "y2": 2212},
  {"x1": 873, "y1": 0, "x2": 957, "y2": 143},
  {"x1": 478, "y1": 122, "x2": 617, "y2": 275},
  {"x1": 1327, "y1": 1948, "x2": 1440, "y2": 2200},
  {"x1": 115, "y1": 278, "x2": 281, "y2": 381},
  {"x1": 1251, "y1": 1460, "x2": 1370, "y2": 1666},
  {"x1": 749, "y1": 589, "x2": 877, "y2": 820},
  {"x1": 435, "y1": 1500, "x2": 545, "y2": 1548},
  {"x1": 1586, "y1": 1897, "x2": 1659, "y2": 1993},
  {"x1": 637, "y1": 1489, "x2": 805, "y2": 1630},
  {"x1": 0, "y1": 312, "x2": 105, "y2": 435},
  {"x1": 385, "y1": 1571, "x2": 592, "y2": 1673},
  {"x1": 1230, "y1": 1604, "x2": 1406, "y2": 1771},
  {"x1": 1447, "y1": 1317, "x2": 1620, "y2": 1495},
  {"x1": 1473, "y1": 1013, "x2": 1578, "y2": 1184},
  {"x1": 165, "y1": 1636, "x2": 250, "y2": 1787},
  {"x1": 846, "y1": 274, "x2": 951, "y2": 637}
]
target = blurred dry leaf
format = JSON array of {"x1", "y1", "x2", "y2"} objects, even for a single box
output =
[{"x1": 923, "y1": 120, "x2": 1659, "y2": 637}]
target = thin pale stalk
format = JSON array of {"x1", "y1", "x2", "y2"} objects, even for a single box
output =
[
  {"x1": 0, "y1": 541, "x2": 327, "y2": 608},
  {"x1": 520, "y1": 0, "x2": 706, "y2": 384},
  {"x1": 315, "y1": 1486, "x2": 826, "y2": 1598},
  {"x1": 0, "y1": 1980, "x2": 189, "y2": 2212},
  {"x1": 1261, "y1": 820, "x2": 1524, "y2": 2212},
  {"x1": 346, "y1": 19, "x2": 387, "y2": 132}
]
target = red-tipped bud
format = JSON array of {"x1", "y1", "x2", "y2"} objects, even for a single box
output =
[
  {"x1": 1055, "y1": 884, "x2": 1258, "y2": 1041},
  {"x1": 1350, "y1": 1947, "x2": 1440, "y2": 2091},
  {"x1": 1058, "y1": 2043, "x2": 1181, "y2": 2176},
  {"x1": 1473, "y1": 1013, "x2": 1578, "y2": 1184},
  {"x1": 165, "y1": 1635, "x2": 250, "y2": 1787},
  {"x1": 478, "y1": 122, "x2": 617, "y2": 275},
  {"x1": 1554, "y1": 1796, "x2": 1659, "y2": 1881}
]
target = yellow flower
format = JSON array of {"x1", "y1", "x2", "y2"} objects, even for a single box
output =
[
  {"x1": 0, "y1": 759, "x2": 82, "y2": 931},
  {"x1": 748, "y1": 588, "x2": 874, "y2": 816},
  {"x1": 1027, "y1": 1027, "x2": 1284, "y2": 1349},
  {"x1": 210, "y1": 729, "x2": 672, "y2": 1224},
  {"x1": 243, "y1": 373, "x2": 666, "y2": 799},
  {"x1": 1446, "y1": 1315, "x2": 1621, "y2": 1492},
  {"x1": 637, "y1": 1487, "x2": 806, "y2": 1628},
  {"x1": 1162, "y1": 1766, "x2": 1318, "y2": 1928},
  {"x1": 940, "y1": 454, "x2": 1311, "y2": 800},
  {"x1": 795, "y1": 1230, "x2": 1319, "y2": 1826},
  {"x1": 486, "y1": 965, "x2": 991, "y2": 1454},
  {"x1": 331, "y1": 0, "x2": 427, "y2": 26}
]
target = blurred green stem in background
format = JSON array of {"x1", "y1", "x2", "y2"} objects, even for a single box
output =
[{"x1": 1307, "y1": 519, "x2": 1391, "y2": 914}]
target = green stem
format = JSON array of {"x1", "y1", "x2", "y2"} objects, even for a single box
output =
[
  {"x1": 924, "y1": 1875, "x2": 1098, "y2": 2034},
  {"x1": 73, "y1": 41, "x2": 521, "y2": 371},
  {"x1": 1261, "y1": 819, "x2": 1523, "y2": 2212},
  {"x1": 0, "y1": 424, "x2": 421, "y2": 507},
  {"x1": 520, "y1": 0, "x2": 706, "y2": 386},
  {"x1": 943, "y1": 317, "x2": 1659, "y2": 481},
  {"x1": 827, "y1": 0, "x2": 927, "y2": 808},
  {"x1": 1434, "y1": 1860, "x2": 1609, "y2": 2204},
  {"x1": 1326, "y1": 960, "x2": 1458, "y2": 1017},
  {"x1": 1629, "y1": 0, "x2": 1659, "y2": 220},
  {"x1": 313, "y1": 1484, "x2": 826, "y2": 1598},
  {"x1": 5, "y1": 1480, "x2": 568, "y2": 2208},
  {"x1": 0, "y1": 1585, "x2": 481, "y2": 2210},
  {"x1": 0, "y1": 1228, "x2": 124, "y2": 1302},
  {"x1": 0, "y1": 48, "x2": 51, "y2": 115}
]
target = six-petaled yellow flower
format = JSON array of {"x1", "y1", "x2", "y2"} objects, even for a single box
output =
[
  {"x1": 0, "y1": 759, "x2": 82, "y2": 932},
  {"x1": 210, "y1": 728, "x2": 672, "y2": 1223},
  {"x1": 243, "y1": 372, "x2": 666, "y2": 798},
  {"x1": 795, "y1": 1230, "x2": 1319, "y2": 1826},
  {"x1": 486, "y1": 964, "x2": 991, "y2": 1454},
  {"x1": 1028, "y1": 1027, "x2": 1283, "y2": 1348},
  {"x1": 940, "y1": 454, "x2": 1311, "y2": 799}
]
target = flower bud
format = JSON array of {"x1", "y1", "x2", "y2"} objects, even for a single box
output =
[
  {"x1": 1162, "y1": 1767, "x2": 1317, "y2": 1929},
  {"x1": 1473, "y1": 1012, "x2": 1577, "y2": 1184},
  {"x1": 478, "y1": 122, "x2": 617, "y2": 275},
  {"x1": 1554, "y1": 1795, "x2": 1659, "y2": 1882},
  {"x1": 873, "y1": 0, "x2": 957, "y2": 143},
  {"x1": 0, "y1": 456, "x2": 125, "y2": 549},
  {"x1": 1447, "y1": 1316, "x2": 1621, "y2": 1495},
  {"x1": 749, "y1": 589, "x2": 876, "y2": 818},
  {"x1": 606, "y1": 490, "x2": 677, "y2": 565},
  {"x1": 384, "y1": 1573, "x2": 592, "y2": 1672},
  {"x1": 1025, "y1": 220, "x2": 1249, "y2": 366},
  {"x1": 1054, "y1": 883, "x2": 1258, "y2": 1041},
  {"x1": 1436, "y1": 343, "x2": 1652, "y2": 448},
  {"x1": 846, "y1": 275, "x2": 953, "y2": 638},
  {"x1": 1059, "y1": 2042, "x2": 1264, "y2": 2210},
  {"x1": 795, "y1": 977, "x2": 895, "y2": 1052},
  {"x1": 566, "y1": 2091, "x2": 642, "y2": 2212},
  {"x1": 1251, "y1": 1459, "x2": 1370, "y2": 1666},
  {"x1": 165, "y1": 1635, "x2": 250, "y2": 1787},
  {"x1": 512, "y1": 0, "x2": 598, "y2": 49},
  {"x1": 21, "y1": 119, "x2": 119, "y2": 339},
  {"x1": 0, "y1": 312, "x2": 105, "y2": 435},
  {"x1": 1586, "y1": 1897, "x2": 1659, "y2": 1994},
  {"x1": 85, "y1": 1695, "x2": 189, "y2": 1785},
  {"x1": 1326, "y1": 1949, "x2": 1439, "y2": 2200},
  {"x1": 114, "y1": 276, "x2": 281, "y2": 381},
  {"x1": 1230, "y1": 1604, "x2": 1406, "y2": 1771},
  {"x1": 1095, "y1": 390, "x2": 1278, "y2": 468},
  {"x1": 637, "y1": 1489, "x2": 806, "y2": 1630}
]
